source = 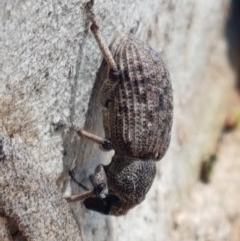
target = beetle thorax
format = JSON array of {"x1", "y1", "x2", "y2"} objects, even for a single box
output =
[{"x1": 103, "y1": 154, "x2": 156, "y2": 214}]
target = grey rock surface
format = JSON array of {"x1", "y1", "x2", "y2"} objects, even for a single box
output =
[
  {"x1": 0, "y1": 123, "x2": 82, "y2": 241},
  {"x1": 0, "y1": 0, "x2": 234, "y2": 240}
]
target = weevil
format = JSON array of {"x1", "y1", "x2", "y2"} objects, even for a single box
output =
[{"x1": 66, "y1": 0, "x2": 173, "y2": 216}]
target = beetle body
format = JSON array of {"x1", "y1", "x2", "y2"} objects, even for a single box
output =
[
  {"x1": 83, "y1": 32, "x2": 173, "y2": 215},
  {"x1": 102, "y1": 33, "x2": 173, "y2": 160}
]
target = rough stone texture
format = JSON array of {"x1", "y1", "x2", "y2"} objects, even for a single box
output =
[
  {"x1": 0, "y1": 217, "x2": 12, "y2": 241},
  {"x1": 0, "y1": 123, "x2": 82, "y2": 241},
  {"x1": 170, "y1": 91, "x2": 240, "y2": 241},
  {"x1": 0, "y1": 0, "x2": 235, "y2": 240}
]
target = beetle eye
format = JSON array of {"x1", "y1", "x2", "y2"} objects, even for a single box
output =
[{"x1": 95, "y1": 183, "x2": 106, "y2": 194}]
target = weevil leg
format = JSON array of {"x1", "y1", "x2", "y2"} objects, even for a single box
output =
[
  {"x1": 69, "y1": 169, "x2": 89, "y2": 190},
  {"x1": 84, "y1": 1, "x2": 122, "y2": 108},
  {"x1": 75, "y1": 129, "x2": 113, "y2": 151},
  {"x1": 85, "y1": 0, "x2": 118, "y2": 71},
  {"x1": 52, "y1": 121, "x2": 113, "y2": 151},
  {"x1": 66, "y1": 189, "x2": 95, "y2": 202}
]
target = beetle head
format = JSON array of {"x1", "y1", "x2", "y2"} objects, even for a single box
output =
[
  {"x1": 84, "y1": 155, "x2": 156, "y2": 215},
  {"x1": 90, "y1": 164, "x2": 108, "y2": 199}
]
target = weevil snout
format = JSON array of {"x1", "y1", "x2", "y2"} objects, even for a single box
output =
[{"x1": 90, "y1": 164, "x2": 109, "y2": 199}]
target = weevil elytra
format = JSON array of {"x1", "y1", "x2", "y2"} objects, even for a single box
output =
[{"x1": 67, "y1": 0, "x2": 173, "y2": 216}]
